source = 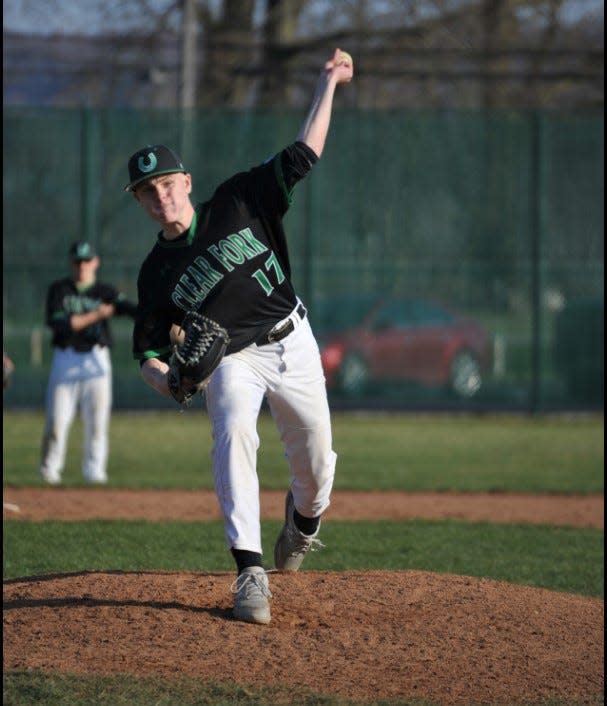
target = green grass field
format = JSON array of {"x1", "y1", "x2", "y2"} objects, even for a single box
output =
[
  {"x1": 3, "y1": 519, "x2": 603, "y2": 596},
  {"x1": 1, "y1": 672, "x2": 509, "y2": 706},
  {"x1": 3, "y1": 410, "x2": 604, "y2": 492},
  {"x1": 3, "y1": 410, "x2": 604, "y2": 706}
]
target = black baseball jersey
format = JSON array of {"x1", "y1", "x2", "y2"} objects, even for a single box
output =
[
  {"x1": 133, "y1": 141, "x2": 318, "y2": 364},
  {"x1": 46, "y1": 278, "x2": 137, "y2": 352}
]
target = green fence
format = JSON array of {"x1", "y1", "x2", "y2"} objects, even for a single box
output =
[{"x1": 3, "y1": 108, "x2": 604, "y2": 411}]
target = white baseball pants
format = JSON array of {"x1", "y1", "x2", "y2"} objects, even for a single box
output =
[
  {"x1": 39, "y1": 345, "x2": 112, "y2": 483},
  {"x1": 205, "y1": 311, "x2": 337, "y2": 554}
]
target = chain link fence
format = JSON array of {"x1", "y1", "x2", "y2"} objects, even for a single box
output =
[{"x1": 3, "y1": 107, "x2": 603, "y2": 410}]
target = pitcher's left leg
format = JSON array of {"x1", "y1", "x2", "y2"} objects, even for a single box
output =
[
  {"x1": 269, "y1": 320, "x2": 337, "y2": 519},
  {"x1": 269, "y1": 322, "x2": 336, "y2": 571}
]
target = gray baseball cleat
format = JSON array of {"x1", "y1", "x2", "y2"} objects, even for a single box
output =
[
  {"x1": 274, "y1": 490, "x2": 324, "y2": 571},
  {"x1": 231, "y1": 566, "x2": 272, "y2": 625}
]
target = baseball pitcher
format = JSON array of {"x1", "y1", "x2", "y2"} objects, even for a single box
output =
[{"x1": 128, "y1": 49, "x2": 354, "y2": 624}]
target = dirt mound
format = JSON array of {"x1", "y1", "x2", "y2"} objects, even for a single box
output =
[
  {"x1": 3, "y1": 569, "x2": 603, "y2": 705},
  {"x1": 3, "y1": 489, "x2": 604, "y2": 704}
]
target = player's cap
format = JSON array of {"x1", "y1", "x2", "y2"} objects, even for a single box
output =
[
  {"x1": 124, "y1": 144, "x2": 187, "y2": 192},
  {"x1": 69, "y1": 241, "x2": 97, "y2": 262}
]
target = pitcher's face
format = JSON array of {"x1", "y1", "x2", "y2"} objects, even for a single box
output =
[{"x1": 133, "y1": 172, "x2": 193, "y2": 227}]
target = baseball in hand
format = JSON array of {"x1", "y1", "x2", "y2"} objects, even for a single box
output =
[{"x1": 336, "y1": 50, "x2": 353, "y2": 68}]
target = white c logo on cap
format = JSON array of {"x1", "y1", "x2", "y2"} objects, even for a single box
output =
[{"x1": 138, "y1": 152, "x2": 158, "y2": 173}]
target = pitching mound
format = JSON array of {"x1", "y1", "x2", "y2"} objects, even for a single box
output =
[
  {"x1": 3, "y1": 569, "x2": 604, "y2": 705},
  {"x1": 3, "y1": 489, "x2": 604, "y2": 704}
]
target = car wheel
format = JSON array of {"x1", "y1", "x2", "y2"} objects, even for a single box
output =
[
  {"x1": 449, "y1": 350, "x2": 482, "y2": 398},
  {"x1": 338, "y1": 353, "x2": 369, "y2": 396}
]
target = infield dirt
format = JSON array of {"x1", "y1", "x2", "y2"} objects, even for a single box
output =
[{"x1": 3, "y1": 488, "x2": 604, "y2": 705}]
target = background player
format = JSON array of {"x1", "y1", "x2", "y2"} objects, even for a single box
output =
[
  {"x1": 3, "y1": 351, "x2": 15, "y2": 391},
  {"x1": 127, "y1": 49, "x2": 353, "y2": 624},
  {"x1": 39, "y1": 241, "x2": 137, "y2": 485}
]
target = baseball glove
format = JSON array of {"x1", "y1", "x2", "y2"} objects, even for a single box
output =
[{"x1": 167, "y1": 312, "x2": 230, "y2": 406}]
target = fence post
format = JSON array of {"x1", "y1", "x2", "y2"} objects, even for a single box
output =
[
  {"x1": 530, "y1": 112, "x2": 543, "y2": 414},
  {"x1": 80, "y1": 107, "x2": 99, "y2": 246}
]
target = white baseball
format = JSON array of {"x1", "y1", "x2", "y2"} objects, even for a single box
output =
[{"x1": 336, "y1": 50, "x2": 353, "y2": 68}]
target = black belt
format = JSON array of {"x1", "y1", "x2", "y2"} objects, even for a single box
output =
[{"x1": 260, "y1": 303, "x2": 307, "y2": 345}]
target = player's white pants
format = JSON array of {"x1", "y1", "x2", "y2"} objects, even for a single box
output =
[
  {"x1": 205, "y1": 313, "x2": 337, "y2": 555},
  {"x1": 39, "y1": 345, "x2": 112, "y2": 484}
]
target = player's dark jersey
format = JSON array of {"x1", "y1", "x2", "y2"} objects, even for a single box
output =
[
  {"x1": 46, "y1": 278, "x2": 137, "y2": 352},
  {"x1": 133, "y1": 141, "x2": 318, "y2": 363}
]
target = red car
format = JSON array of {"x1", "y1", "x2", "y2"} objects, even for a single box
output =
[{"x1": 320, "y1": 298, "x2": 491, "y2": 398}]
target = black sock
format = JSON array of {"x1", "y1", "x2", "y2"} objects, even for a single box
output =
[
  {"x1": 231, "y1": 548, "x2": 263, "y2": 574},
  {"x1": 293, "y1": 508, "x2": 320, "y2": 536}
]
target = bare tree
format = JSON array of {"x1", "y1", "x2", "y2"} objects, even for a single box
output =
[{"x1": 3, "y1": 0, "x2": 604, "y2": 110}]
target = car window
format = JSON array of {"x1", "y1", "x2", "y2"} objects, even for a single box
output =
[
  {"x1": 371, "y1": 300, "x2": 454, "y2": 329},
  {"x1": 410, "y1": 301, "x2": 453, "y2": 325},
  {"x1": 315, "y1": 293, "x2": 380, "y2": 333},
  {"x1": 372, "y1": 300, "x2": 417, "y2": 329}
]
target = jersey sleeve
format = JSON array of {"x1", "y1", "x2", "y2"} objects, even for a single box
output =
[
  {"x1": 45, "y1": 281, "x2": 71, "y2": 337},
  {"x1": 228, "y1": 141, "x2": 318, "y2": 220},
  {"x1": 113, "y1": 293, "x2": 138, "y2": 318},
  {"x1": 97, "y1": 283, "x2": 138, "y2": 319},
  {"x1": 279, "y1": 141, "x2": 318, "y2": 194},
  {"x1": 132, "y1": 270, "x2": 173, "y2": 365}
]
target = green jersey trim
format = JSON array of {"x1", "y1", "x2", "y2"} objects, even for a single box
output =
[
  {"x1": 136, "y1": 346, "x2": 172, "y2": 361},
  {"x1": 156, "y1": 206, "x2": 199, "y2": 248}
]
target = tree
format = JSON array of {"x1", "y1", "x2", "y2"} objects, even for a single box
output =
[{"x1": 2, "y1": 0, "x2": 603, "y2": 109}]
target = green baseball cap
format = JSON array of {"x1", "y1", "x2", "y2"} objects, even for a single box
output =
[
  {"x1": 69, "y1": 241, "x2": 96, "y2": 261},
  {"x1": 125, "y1": 144, "x2": 187, "y2": 192}
]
